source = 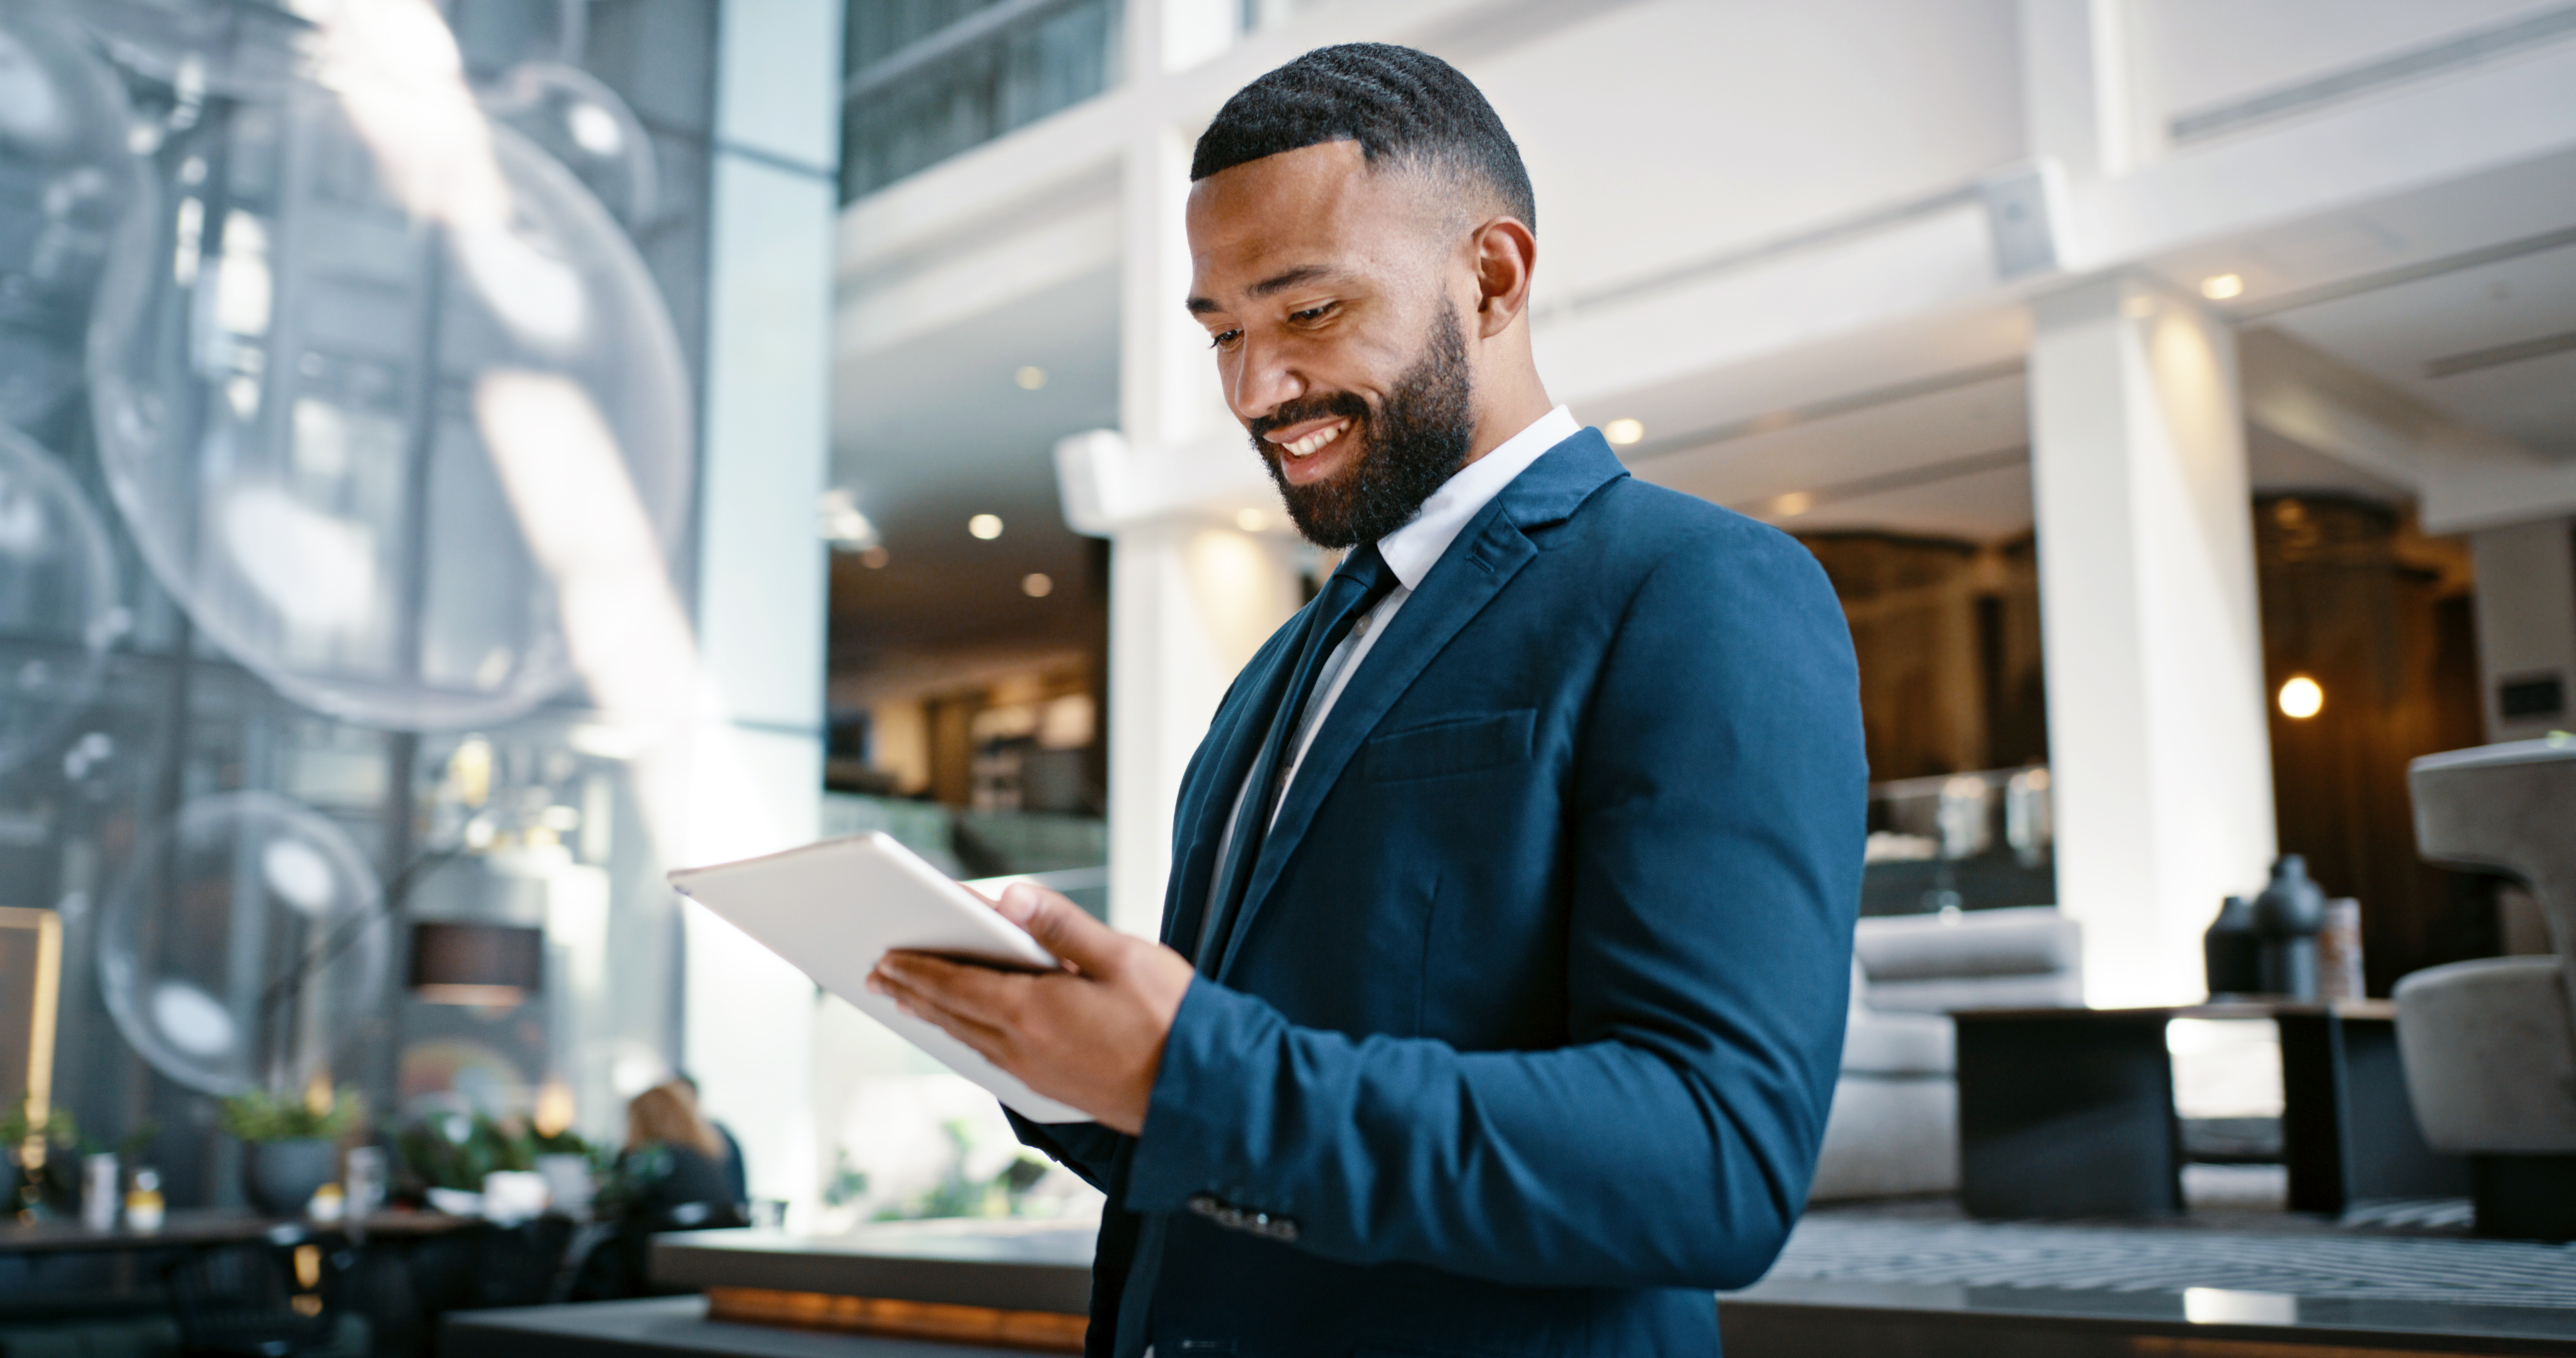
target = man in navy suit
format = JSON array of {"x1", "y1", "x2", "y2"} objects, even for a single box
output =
[{"x1": 870, "y1": 43, "x2": 1864, "y2": 1357}]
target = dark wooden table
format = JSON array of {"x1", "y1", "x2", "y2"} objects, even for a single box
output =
[
  {"x1": 0, "y1": 1208, "x2": 474, "y2": 1255},
  {"x1": 1955, "y1": 1001, "x2": 2468, "y2": 1219},
  {"x1": 650, "y1": 1221, "x2": 1095, "y2": 1352}
]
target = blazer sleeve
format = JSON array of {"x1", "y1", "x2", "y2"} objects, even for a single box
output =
[
  {"x1": 1120, "y1": 526, "x2": 1866, "y2": 1289},
  {"x1": 1005, "y1": 1111, "x2": 1127, "y2": 1193}
]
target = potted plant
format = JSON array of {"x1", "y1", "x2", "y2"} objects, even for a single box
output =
[
  {"x1": 0, "y1": 1096, "x2": 80, "y2": 1219},
  {"x1": 220, "y1": 1085, "x2": 362, "y2": 1217}
]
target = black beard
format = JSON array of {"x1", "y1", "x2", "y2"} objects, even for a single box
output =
[{"x1": 1249, "y1": 309, "x2": 1474, "y2": 549}]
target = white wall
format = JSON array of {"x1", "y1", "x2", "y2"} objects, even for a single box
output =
[{"x1": 1472, "y1": 0, "x2": 2026, "y2": 305}]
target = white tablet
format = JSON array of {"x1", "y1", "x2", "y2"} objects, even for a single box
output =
[{"x1": 668, "y1": 832, "x2": 1086, "y2": 1123}]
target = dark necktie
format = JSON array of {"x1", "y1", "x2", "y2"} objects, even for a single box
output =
[{"x1": 1193, "y1": 543, "x2": 1398, "y2": 972}]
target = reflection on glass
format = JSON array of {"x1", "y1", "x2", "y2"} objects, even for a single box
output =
[
  {"x1": 480, "y1": 61, "x2": 658, "y2": 230},
  {"x1": 0, "y1": 5, "x2": 146, "y2": 431},
  {"x1": 0, "y1": 422, "x2": 121, "y2": 780},
  {"x1": 86, "y1": 0, "x2": 693, "y2": 731},
  {"x1": 97, "y1": 791, "x2": 390, "y2": 1096}
]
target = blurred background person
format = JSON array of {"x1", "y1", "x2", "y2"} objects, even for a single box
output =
[
  {"x1": 673, "y1": 1072, "x2": 749, "y2": 1209},
  {"x1": 573, "y1": 1080, "x2": 747, "y2": 1300},
  {"x1": 620, "y1": 1080, "x2": 741, "y2": 1226}
]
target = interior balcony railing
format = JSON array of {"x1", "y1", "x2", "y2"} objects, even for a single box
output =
[
  {"x1": 837, "y1": 0, "x2": 1326, "y2": 202},
  {"x1": 839, "y1": 0, "x2": 1125, "y2": 202}
]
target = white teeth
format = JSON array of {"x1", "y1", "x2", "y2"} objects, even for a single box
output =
[{"x1": 1284, "y1": 422, "x2": 1346, "y2": 458}]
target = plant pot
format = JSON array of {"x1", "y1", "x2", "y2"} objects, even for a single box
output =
[{"x1": 244, "y1": 1139, "x2": 338, "y2": 1218}]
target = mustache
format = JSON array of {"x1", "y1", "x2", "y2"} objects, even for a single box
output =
[{"x1": 1247, "y1": 390, "x2": 1370, "y2": 444}]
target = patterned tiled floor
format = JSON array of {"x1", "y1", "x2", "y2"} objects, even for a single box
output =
[{"x1": 1770, "y1": 1197, "x2": 2576, "y2": 1312}]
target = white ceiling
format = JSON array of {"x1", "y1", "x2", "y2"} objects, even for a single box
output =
[
  {"x1": 826, "y1": 268, "x2": 1120, "y2": 692},
  {"x1": 2256, "y1": 236, "x2": 2576, "y2": 460},
  {"x1": 832, "y1": 266, "x2": 1120, "y2": 528},
  {"x1": 1625, "y1": 368, "x2": 2035, "y2": 540},
  {"x1": 829, "y1": 151, "x2": 2576, "y2": 575}
]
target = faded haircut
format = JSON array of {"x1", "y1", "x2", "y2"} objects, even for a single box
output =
[{"x1": 1191, "y1": 42, "x2": 1536, "y2": 231}]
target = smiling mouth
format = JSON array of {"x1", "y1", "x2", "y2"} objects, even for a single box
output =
[{"x1": 1279, "y1": 420, "x2": 1349, "y2": 459}]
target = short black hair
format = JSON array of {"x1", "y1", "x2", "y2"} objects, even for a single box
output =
[{"x1": 1191, "y1": 43, "x2": 1535, "y2": 231}]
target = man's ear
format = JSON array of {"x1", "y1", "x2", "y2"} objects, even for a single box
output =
[{"x1": 1469, "y1": 216, "x2": 1537, "y2": 337}]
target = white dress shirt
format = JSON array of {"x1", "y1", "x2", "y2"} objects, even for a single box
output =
[{"x1": 1202, "y1": 405, "x2": 1582, "y2": 912}]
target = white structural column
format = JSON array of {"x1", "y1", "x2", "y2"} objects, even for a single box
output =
[
  {"x1": 2028, "y1": 273, "x2": 2277, "y2": 1007},
  {"x1": 681, "y1": 0, "x2": 842, "y2": 1220},
  {"x1": 1095, "y1": 512, "x2": 1304, "y2": 934},
  {"x1": 2468, "y1": 518, "x2": 2576, "y2": 742},
  {"x1": 1064, "y1": 1, "x2": 1305, "y2": 935}
]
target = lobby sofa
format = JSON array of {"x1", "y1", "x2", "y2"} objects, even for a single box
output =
[{"x1": 1810, "y1": 906, "x2": 2084, "y2": 1201}]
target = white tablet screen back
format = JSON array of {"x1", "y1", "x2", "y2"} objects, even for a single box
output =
[{"x1": 668, "y1": 832, "x2": 1088, "y2": 1123}]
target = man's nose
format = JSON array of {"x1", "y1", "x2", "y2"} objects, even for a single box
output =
[{"x1": 1229, "y1": 335, "x2": 1303, "y2": 426}]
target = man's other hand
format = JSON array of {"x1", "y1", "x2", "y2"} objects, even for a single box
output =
[{"x1": 867, "y1": 884, "x2": 1194, "y2": 1135}]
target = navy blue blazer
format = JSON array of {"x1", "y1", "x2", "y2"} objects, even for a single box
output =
[{"x1": 1013, "y1": 428, "x2": 1864, "y2": 1357}]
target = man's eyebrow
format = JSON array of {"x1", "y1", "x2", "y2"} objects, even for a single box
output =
[
  {"x1": 1247, "y1": 264, "x2": 1340, "y2": 297},
  {"x1": 1185, "y1": 264, "x2": 1347, "y2": 315}
]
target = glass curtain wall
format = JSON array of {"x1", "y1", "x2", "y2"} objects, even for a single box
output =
[{"x1": 0, "y1": 0, "x2": 720, "y2": 1214}]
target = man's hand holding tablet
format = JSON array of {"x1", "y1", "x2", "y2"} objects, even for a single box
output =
[
  {"x1": 666, "y1": 832, "x2": 1181, "y2": 1126},
  {"x1": 871, "y1": 884, "x2": 1194, "y2": 1136}
]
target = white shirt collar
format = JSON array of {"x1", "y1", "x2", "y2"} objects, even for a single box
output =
[{"x1": 1374, "y1": 405, "x2": 1580, "y2": 591}]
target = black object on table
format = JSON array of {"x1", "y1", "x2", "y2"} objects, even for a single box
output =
[{"x1": 1956, "y1": 1001, "x2": 2468, "y2": 1219}]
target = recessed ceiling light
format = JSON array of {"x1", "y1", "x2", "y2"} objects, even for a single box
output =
[
  {"x1": 2200, "y1": 273, "x2": 2245, "y2": 301},
  {"x1": 1022, "y1": 573, "x2": 1053, "y2": 598},
  {"x1": 2278, "y1": 675, "x2": 2323, "y2": 719},
  {"x1": 1774, "y1": 491, "x2": 1814, "y2": 517},
  {"x1": 1014, "y1": 366, "x2": 1048, "y2": 390},
  {"x1": 969, "y1": 513, "x2": 1003, "y2": 540},
  {"x1": 1604, "y1": 418, "x2": 1644, "y2": 445},
  {"x1": 1235, "y1": 508, "x2": 1267, "y2": 532}
]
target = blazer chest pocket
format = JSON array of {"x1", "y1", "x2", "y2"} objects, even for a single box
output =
[{"x1": 1360, "y1": 709, "x2": 1535, "y2": 783}]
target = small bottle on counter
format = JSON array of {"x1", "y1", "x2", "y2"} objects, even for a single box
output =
[
  {"x1": 125, "y1": 1168, "x2": 164, "y2": 1233},
  {"x1": 81, "y1": 1153, "x2": 119, "y2": 1231}
]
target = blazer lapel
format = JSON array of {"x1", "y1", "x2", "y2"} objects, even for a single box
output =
[{"x1": 1209, "y1": 430, "x2": 1629, "y2": 981}]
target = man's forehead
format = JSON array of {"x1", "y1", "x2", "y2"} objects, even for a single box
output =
[{"x1": 1186, "y1": 141, "x2": 1426, "y2": 295}]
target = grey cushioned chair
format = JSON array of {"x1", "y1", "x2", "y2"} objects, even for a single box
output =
[{"x1": 2396, "y1": 739, "x2": 2576, "y2": 1239}]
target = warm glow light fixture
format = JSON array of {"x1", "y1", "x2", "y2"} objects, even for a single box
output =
[
  {"x1": 1022, "y1": 573, "x2": 1053, "y2": 598},
  {"x1": 968, "y1": 513, "x2": 1003, "y2": 540},
  {"x1": 1235, "y1": 508, "x2": 1267, "y2": 532},
  {"x1": 1774, "y1": 490, "x2": 1814, "y2": 517},
  {"x1": 1604, "y1": 418, "x2": 1644, "y2": 445},
  {"x1": 2278, "y1": 675, "x2": 2323, "y2": 719},
  {"x1": 1014, "y1": 366, "x2": 1047, "y2": 390},
  {"x1": 2200, "y1": 273, "x2": 2245, "y2": 301}
]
